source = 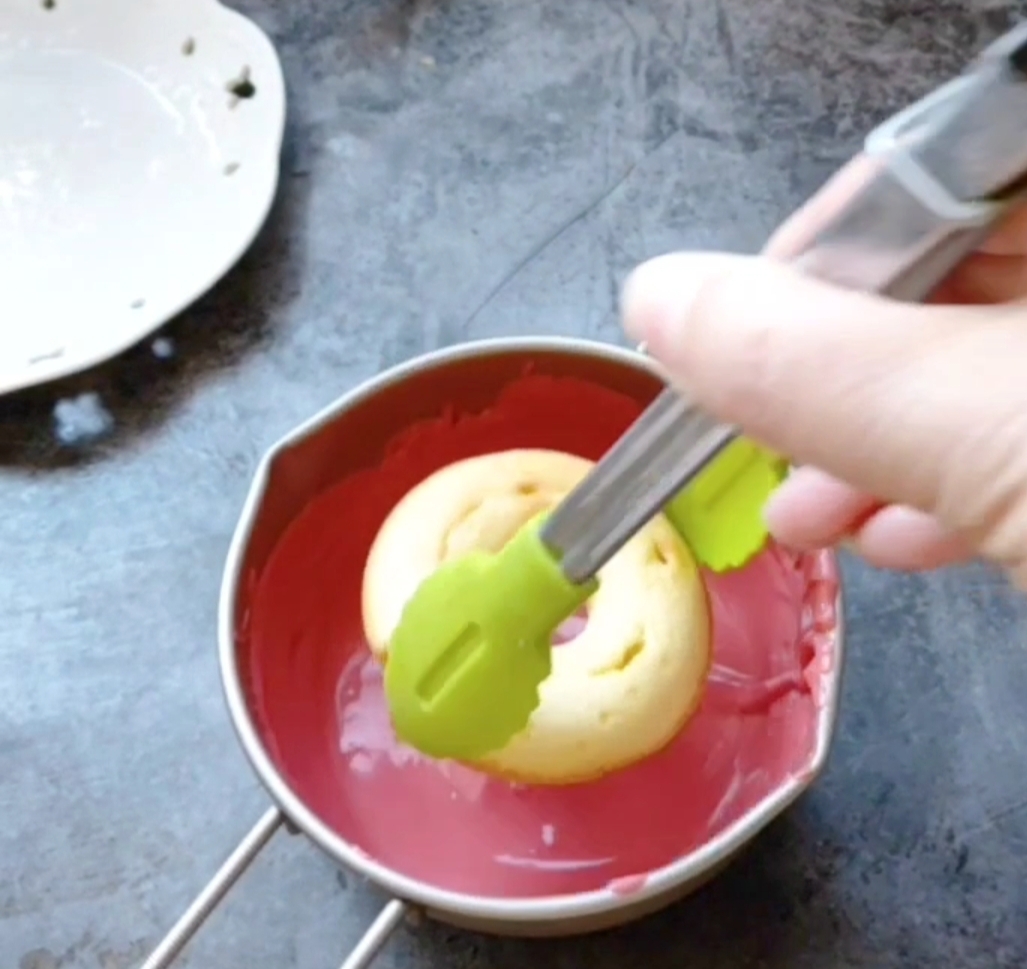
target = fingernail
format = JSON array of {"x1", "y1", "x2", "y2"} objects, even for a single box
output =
[{"x1": 621, "y1": 253, "x2": 747, "y2": 363}]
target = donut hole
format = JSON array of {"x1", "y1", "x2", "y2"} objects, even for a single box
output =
[{"x1": 552, "y1": 605, "x2": 588, "y2": 645}]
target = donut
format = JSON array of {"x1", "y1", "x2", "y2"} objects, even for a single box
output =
[{"x1": 361, "y1": 448, "x2": 712, "y2": 785}]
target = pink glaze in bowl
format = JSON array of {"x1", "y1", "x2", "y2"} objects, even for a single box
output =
[{"x1": 221, "y1": 337, "x2": 844, "y2": 934}]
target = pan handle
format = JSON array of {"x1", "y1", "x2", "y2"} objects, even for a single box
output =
[
  {"x1": 138, "y1": 806, "x2": 410, "y2": 969},
  {"x1": 338, "y1": 898, "x2": 409, "y2": 969},
  {"x1": 139, "y1": 806, "x2": 284, "y2": 969}
]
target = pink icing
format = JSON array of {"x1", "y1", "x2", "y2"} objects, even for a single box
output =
[
  {"x1": 241, "y1": 372, "x2": 839, "y2": 901},
  {"x1": 552, "y1": 607, "x2": 589, "y2": 646}
]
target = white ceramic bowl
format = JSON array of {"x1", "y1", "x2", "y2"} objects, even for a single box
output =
[{"x1": 0, "y1": 0, "x2": 286, "y2": 394}]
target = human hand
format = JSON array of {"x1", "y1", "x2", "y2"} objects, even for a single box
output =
[{"x1": 621, "y1": 157, "x2": 1027, "y2": 588}]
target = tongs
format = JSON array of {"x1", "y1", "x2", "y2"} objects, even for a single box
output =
[{"x1": 384, "y1": 22, "x2": 1027, "y2": 761}]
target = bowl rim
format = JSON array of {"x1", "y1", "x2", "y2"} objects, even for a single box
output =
[{"x1": 218, "y1": 335, "x2": 846, "y2": 922}]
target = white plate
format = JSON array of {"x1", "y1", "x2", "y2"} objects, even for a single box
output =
[{"x1": 0, "y1": 0, "x2": 286, "y2": 394}]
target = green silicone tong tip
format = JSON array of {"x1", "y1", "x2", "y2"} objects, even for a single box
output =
[
  {"x1": 383, "y1": 442, "x2": 785, "y2": 762},
  {"x1": 384, "y1": 514, "x2": 593, "y2": 762},
  {"x1": 666, "y1": 437, "x2": 788, "y2": 573}
]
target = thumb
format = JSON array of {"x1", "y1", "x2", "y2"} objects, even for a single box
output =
[{"x1": 621, "y1": 251, "x2": 1027, "y2": 568}]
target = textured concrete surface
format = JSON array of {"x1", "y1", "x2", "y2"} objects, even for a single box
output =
[{"x1": 4, "y1": 0, "x2": 1027, "y2": 966}]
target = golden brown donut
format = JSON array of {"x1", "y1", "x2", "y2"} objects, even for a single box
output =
[{"x1": 361, "y1": 449, "x2": 711, "y2": 785}]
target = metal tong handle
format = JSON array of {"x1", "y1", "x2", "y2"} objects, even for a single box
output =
[
  {"x1": 543, "y1": 53, "x2": 1023, "y2": 584},
  {"x1": 543, "y1": 392, "x2": 734, "y2": 583}
]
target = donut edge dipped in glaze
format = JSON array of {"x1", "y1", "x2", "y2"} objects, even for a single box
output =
[{"x1": 361, "y1": 449, "x2": 712, "y2": 785}]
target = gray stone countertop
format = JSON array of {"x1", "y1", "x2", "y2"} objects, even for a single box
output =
[{"x1": 4, "y1": 0, "x2": 1027, "y2": 966}]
